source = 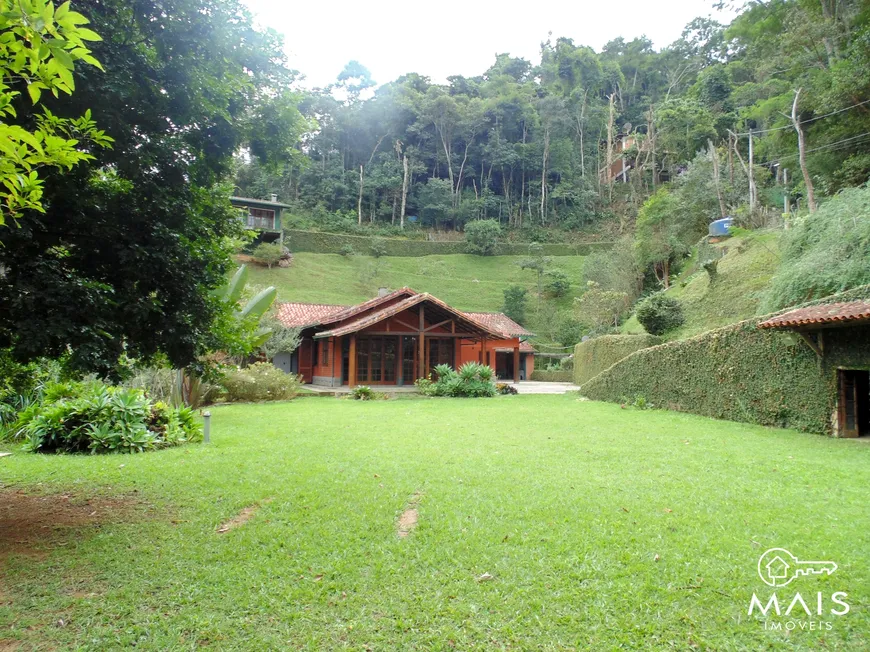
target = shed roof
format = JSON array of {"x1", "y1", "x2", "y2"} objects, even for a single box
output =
[
  {"x1": 758, "y1": 300, "x2": 870, "y2": 330},
  {"x1": 230, "y1": 196, "x2": 292, "y2": 209}
]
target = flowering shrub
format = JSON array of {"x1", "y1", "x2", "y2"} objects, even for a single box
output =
[{"x1": 221, "y1": 363, "x2": 300, "y2": 402}]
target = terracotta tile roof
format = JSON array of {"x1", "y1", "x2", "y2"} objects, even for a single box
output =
[
  {"x1": 319, "y1": 287, "x2": 418, "y2": 325},
  {"x1": 275, "y1": 302, "x2": 349, "y2": 328},
  {"x1": 462, "y1": 312, "x2": 534, "y2": 337},
  {"x1": 315, "y1": 293, "x2": 507, "y2": 339},
  {"x1": 758, "y1": 300, "x2": 870, "y2": 330}
]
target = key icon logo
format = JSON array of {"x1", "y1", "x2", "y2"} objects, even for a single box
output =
[{"x1": 757, "y1": 548, "x2": 838, "y2": 587}]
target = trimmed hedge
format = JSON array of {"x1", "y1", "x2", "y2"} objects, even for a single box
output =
[
  {"x1": 530, "y1": 370, "x2": 574, "y2": 382},
  {"x1": 573, "y1": 334, "x2": 662, "y2": 385},
  {"x1": 580, "y1": 286, "x2": 870, "y2": 434},
  {"x1": 284, "y1": 229, "x2": 613, "y2": 257}
]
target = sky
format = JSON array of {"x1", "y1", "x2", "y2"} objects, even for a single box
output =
[{"x1": 242, "y1": 0, "x2": 738, "y2": 90}]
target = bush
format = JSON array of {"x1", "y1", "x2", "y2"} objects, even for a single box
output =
[
  {"x1": 556, "y1": 317, "x2": 585, "y2": 348},
  {"x1": 574, "y1": 281, "x2": 630, "y2": 332},
  {"x1": 419, "y1": 363, "x2": 497, "y2": 398},
  {"x1": 339, "y1": 243, "x2": 355, "y2": 257},
  {"x1": 544, "y1": 269, "x2": 571, "y2": 297},
  {"x1": 635, "y1": 293, "x2": 685, "y2": 336},
  {"x1": 349, "y1": 385, "x2": 387, "y2": 400},
  {"x1": 370, "y1": 238, "x2": 388, "y2": 258},
  {"x1": 502, "y1": 285, "x2": 528, "y2": 325},
  {"x1": 251, "y1": 242, "x2": 284, "y2": 269},
  {"x1": 496, "y1": 383, "x2": 518, "y2": 395},
  {"x1": 221, "y1": 363, "x2": 301, "y2": 402},
  {"x1": 11, "y1": 382, "x2": 201, "y2": 454},
  {"x1": 464, "y1": 219, "x2": 501, "y2": 255}
]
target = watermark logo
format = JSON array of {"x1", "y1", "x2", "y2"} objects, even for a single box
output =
[
  {"x1": 748, "y1": 547, "x2": 848, "y2": 631},
  {"x1": 757, "y1": 547, "x2": 838, "y2": 588}
]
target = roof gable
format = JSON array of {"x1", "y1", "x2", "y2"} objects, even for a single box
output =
[{"x1": 315, "y1": 293, "x2": 507, "y2": 339}]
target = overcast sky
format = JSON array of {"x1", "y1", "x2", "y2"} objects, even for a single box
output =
[{"x1": 242, "y1": 0, "x2": 737, "y2": 89}]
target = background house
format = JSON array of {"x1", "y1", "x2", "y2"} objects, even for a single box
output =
[{"x1": 230, "y1": 195, "x2": 290, "y2": 246}]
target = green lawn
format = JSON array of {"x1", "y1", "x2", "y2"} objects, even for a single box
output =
[{"x1": 1, "y1": 396, "x2": 867, "y2": 649}]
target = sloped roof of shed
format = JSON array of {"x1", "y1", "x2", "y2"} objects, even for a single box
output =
[{"x1": 758, "y1": 300, "x2": 870, "y2": 330}]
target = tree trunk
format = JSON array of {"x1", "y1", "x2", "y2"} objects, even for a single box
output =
[
  {"x1": 791, "y1": 88, "x2": 817, "y2": 213},
  {"x1": 400, "y1": 155, "x2": 409, "y2": 229},
  {"x1": 357, "y1": 165, "x2": 364, "y2": 224},
  {"x1": 709, "y1": 139, "x2": 727, "y2": 218},
  {"x1": 606, "y1": 94, "x2": 616, "y2": 203},
  {"x1": 540, "y1": 127, "x2": 550, "y2": 225}
]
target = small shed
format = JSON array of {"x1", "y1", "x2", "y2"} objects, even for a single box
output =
[{"x1": 759, "y1": 300, "x2": 870, "y2": 437}]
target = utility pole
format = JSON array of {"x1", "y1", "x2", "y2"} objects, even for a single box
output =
[{"x1": 748, "y1": 127, "x2": 756, "y2": 213}]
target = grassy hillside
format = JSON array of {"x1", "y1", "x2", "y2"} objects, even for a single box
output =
[
  {"x1": 245, "y1": 253, "x2": 587, "y2": 344},
  {"x1": 623, "y1": 232, "x2": 781, "y2": 341}
]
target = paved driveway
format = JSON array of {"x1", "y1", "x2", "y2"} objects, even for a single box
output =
[{"x1": 509, "y1": 381, "x2": 580, "y2": 394}]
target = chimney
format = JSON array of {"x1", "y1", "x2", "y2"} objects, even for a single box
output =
[
  {"x1": 270, "y1": 193, "x2": 278, "y2": 202},
  {"x1": 378, "y1": 287, "x2": 389, "y2": 297}
]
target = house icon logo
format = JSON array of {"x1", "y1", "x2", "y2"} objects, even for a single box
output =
[{"x1": 757, "y1": 548, "x2": 838, "y2": 587}]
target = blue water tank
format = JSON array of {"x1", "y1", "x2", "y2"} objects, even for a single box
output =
[{"x1": 709, "y1": 217, "x2": 734, "y2": 237}]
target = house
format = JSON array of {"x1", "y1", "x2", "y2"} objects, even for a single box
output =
[
  {"x1": 599, "y1": 134, "x2": 636, "y2": 184},
  {"x1": 230, "y1": 195, "x2": 290, "y2": 245},
  {"x1": 273, "y1": 288, "x2": 535, "y2": 386},
  {"x1": 759, "y1": 299, "x2": 870, "y2": 437}
]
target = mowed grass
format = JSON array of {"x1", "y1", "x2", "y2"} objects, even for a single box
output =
[
  {"x1": 246, "y1": 253, "x2": 586, "y2": 342},
  {"x1": 1, "y1": 396, "x2": 868, "y2": 649}
]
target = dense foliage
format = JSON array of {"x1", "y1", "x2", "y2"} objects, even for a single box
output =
[
  {"x1": 221, "y1": 363, "x2": 301, "y2": 402},
  {"x1": 0, "y1": 0, "x2": 112, "y2": 224},
  {"x1": 235, "y1": 1, "x2": 870, "y2": 246},
  {"x1": 635, "y1": 293, "x2": 686, "y2": 336},
  {"x1": 9, "y1": 382, "x2": 201, "y2": 453},
  {"x1": 0, "y1": 0, "x2": 306, "y2": 376},
  {"x1": 763, "y1": 184, "x2": 870, "y2": 311},
  {"x1": 464, "y1": 219, "x2": 501, "y2": 255}
]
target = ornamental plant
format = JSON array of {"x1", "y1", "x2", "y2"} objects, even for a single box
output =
[{"x1": 10, "y1": 381, "x2": 201, "y2": 454}]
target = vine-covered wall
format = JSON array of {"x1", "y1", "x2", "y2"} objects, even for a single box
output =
[
  {"x1": 284, "y1": 229, "x2": 613, "y2": 258},
  {"x1": 580, "y1": 287, "x2": 870, "y2": 435},
  {"x1": 573, "y1": 334, "x2": 662, "y2": 386}
]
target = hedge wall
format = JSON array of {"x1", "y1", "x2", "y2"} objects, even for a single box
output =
[
  {"x1": 580, "y1": 285, "x2": 870, "y2": 435},
  {"x1": 284, "y1": 229, "x2": 613, "y2": 257},
  {"x1": 573, "y1": 334, "x2": 662, "y2": 386},
  {"x1": 530, "y1": 370, "x2": 574, "y2": 382}
]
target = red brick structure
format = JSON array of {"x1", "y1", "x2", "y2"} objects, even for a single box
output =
[{"x1": 274, "y1": 288, "x2": 534, "y2": 386}]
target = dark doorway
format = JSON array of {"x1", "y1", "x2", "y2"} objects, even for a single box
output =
[{"x1": 838, "y1": 369, "x2": 870, "y2": 438}]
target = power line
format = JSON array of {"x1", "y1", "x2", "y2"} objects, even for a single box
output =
[
  {"x1": 776, "y1": 131, "x2": 870, "y2": 162},
  {"x1": 733, "y1": 98, "x2": 870, "y2": 137}
]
